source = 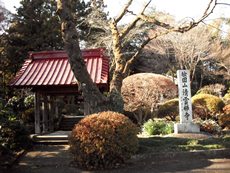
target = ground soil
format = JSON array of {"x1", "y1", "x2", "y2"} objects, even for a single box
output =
[{"x1": 1, "y1": 132, "x2": 230, "y2": 173}]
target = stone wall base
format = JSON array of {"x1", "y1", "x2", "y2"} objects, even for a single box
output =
[{"x1": 174, "y1": 123, "x2": 200, "y2": 134}]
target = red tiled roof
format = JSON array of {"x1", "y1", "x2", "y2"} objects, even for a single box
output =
[{"x1": 10, "y1": 48, "x2": 109, "y2": 88}]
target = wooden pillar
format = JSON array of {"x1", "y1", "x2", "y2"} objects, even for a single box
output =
[
  {"x1": 54, "y1": 96, "x2": 59, "y2": 119},
  {"x1": 49, "y1": 95, "x2": 54, "y2": 131},
  {"x1": 42, "y1": 94, "x2": 49, "y2": 133},
  {"x1": 84, "y1": 101, "x2": 90, "y2": 116},
  {"x1": 34, "y1": 92, "x2": 41, "y2": 134}
]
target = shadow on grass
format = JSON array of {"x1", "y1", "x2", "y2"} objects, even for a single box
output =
[
  {"x1": 138, "y1": 135, "x2": 230, "y2": 154},
  {"x1": 113, "y1": 136, "x2": 230, "y2": 173}
]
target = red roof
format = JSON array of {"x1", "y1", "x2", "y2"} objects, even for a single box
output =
[{"x1": 10, "y1": 48, "x2": 109, "y2": 88}]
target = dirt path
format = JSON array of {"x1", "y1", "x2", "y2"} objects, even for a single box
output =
[{"x1": 2, "y1": 145, "x2": 230, "y2": 173}]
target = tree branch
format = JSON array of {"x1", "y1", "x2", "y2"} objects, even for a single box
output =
[
  {"x1": 122, "y1": 0, "x2": 218, "y2": 76},
  {"x1": 171, "y1": 0, "x2": 217, "y2": 33},
  {"x1": 193, "y1": 0, "x2": 217, "y2": 26},
  {"x1": 122, "y1": 30, "x2": 170, "y2": 75},
  {"x1": 128, "y1": 0, "x2": 217, "y2": 33},
  {"x1": 114, "y1": 0, "x2": 133, "y2": 23},
  {"x1": 122, "y1": 0, "x2": 215, "y2": 74},
  {"x1": 216, "y1": 3, "x2": 230, "y2": 6},
  {"x1": 140, "y1": 0, "x2": 152, "y2": 14},
  {"x1": 138, "y1": 14, "x2": 173, "y2": 30},
  {"x1": 120, "y1": 17, "x2": 140, "y2": 40},
  {"x1": 120, "y1": 0, "x2": 152, "y2": 41}
]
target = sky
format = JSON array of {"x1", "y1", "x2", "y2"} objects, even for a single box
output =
[{"x1": 1, "y1": 0, "x2": 229, "y2": 22}]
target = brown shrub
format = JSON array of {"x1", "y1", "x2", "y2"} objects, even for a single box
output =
[
  {"x1": 194, "y1": 119, "x2": 222, "y2": 134},
  {"x1": 69, "y1": 111, "x2": 139, "y2": 170},
  {"x1": 121, "y1": 73, "x2": 177, "y2": 124},
  {"x1": 218, "y1": 105, "x2": 230, "y2": 129}
]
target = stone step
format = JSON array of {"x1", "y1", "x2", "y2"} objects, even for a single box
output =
[
  {"x1": 30, "y1": 131, "x2": 71, "y2": 144},
  {"x1": 33, "y1": 140, "x2": 69, "y2": 145},
  {"x1": 62, "y1": 115, "x2": 85, "y2": 119},
  {"x1": 59, "y1": 116, "x2": 84, "y2": 131},
  {"x1": 59, "y1": 127, "x2": 74, "y2": 131}
]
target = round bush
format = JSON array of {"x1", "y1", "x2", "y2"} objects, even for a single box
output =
[
  {"x1": 157, "y1": 98, "x2": 179, "y2": 121},
  {"x1": 192, "y1": 94, "x2": 225, "y2": 119},
  {"x1": 69, "y1": 111, "x2": 139, "y2": 170},
  {"x1": 121, "y1": 73, "x2": 178, "y2": 124}
]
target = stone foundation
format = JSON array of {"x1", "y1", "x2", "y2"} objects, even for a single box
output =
[{"x1": 174, "y1": 123, "x2": 200, "y2": 134}]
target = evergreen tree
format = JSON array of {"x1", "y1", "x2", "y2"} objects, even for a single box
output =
[
  {"x1": 4, "y1": 0, "x2": 63, "y2": 74},
  {"x1": 0, "y1": 0, "x2": 107, "y2": 98},
  {"x1": 2, "y1": 0, "x2": 105, "y2": 74}
]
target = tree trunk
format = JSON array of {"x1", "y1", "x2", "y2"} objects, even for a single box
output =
[
  {"x1": 108, "y1": 51, "x2": 125, "y2": 112},
  {"x1": 57, "y1": 0, "x2": 109, "y2": 114}
]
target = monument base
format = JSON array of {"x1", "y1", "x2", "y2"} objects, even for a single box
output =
[{"x1": 174, "y1": 123, "x2": 200, "y2": 134}]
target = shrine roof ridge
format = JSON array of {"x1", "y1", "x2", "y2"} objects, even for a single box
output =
[{"x1": 29, "y1": 48, "x2": 106, "y2": 60}]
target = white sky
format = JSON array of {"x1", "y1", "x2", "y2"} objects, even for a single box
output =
[{"x1": 2, "y1": 0, "x2": 229, "y2": 22}]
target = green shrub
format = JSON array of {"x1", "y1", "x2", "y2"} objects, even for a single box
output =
[
  {"x1": 192, "y1": 94, "x2": 225, "y2": 119},
  {"x1": 0, "y1": 98, "x2": 32, "y2": 159},
  {"x1": 142, "y1": 119, "x2": 173, "y2": 136},
  {"x1": 223, "y1": 93, "x2": 230, "y2": 104},
  {"x1": 24, "y1": 94, "x2": 35, "y2": 108},
  {"x1": 0, "y1": 120, "x2": 32, "y2": 152},
  {"x1": 157, "y1": 98, "x2": 179, "y2": 121},
  {"x1": 21, "y1": 108, "x2": 34, "y2": 123},
  {"x1": 69, "y1": 111, "x2": 139, "y2": 170}
]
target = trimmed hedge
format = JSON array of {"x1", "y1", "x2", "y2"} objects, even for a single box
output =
[
  {"x1": 192, "y1": 94, "x2": 225, "y2": 119},
  {"x1": 69, "y1": 111, "x2": 139, "y2": 170},
  {"x1": 122, "y1": 73, "x2": 178, "y2": 125},
  {"x1": 157, "y1": 98, "x2": 179, "y2": 121}
]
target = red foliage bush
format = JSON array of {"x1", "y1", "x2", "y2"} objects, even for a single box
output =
[
  {"x1": 223, "y1": 104, "x2": 230, "y2": 114},
  {"x1": 218, "y1": 104, "x2": 230, "y2": 129}
]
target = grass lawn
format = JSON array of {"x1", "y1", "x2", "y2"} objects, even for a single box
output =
[{"x1": 138, "y1": 134, "x2": 230, "y2": 154}]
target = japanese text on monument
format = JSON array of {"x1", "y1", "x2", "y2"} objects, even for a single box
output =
[{"x1": 177, "y1": 70, "x2": 192, "y2": 123}]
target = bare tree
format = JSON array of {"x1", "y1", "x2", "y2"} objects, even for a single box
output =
[
  {"x1": 211, "y1": 39, "x2": 230, "y2": 76},
  {"x1": 0, "y1": 1, "x2": 11, "y2": 32},
  {"x1": 56, "y1": 0, "x2": 218, "y2": 114},
  {"x1": 162, "y1": 25, "x2": 213, "y2": 83}
]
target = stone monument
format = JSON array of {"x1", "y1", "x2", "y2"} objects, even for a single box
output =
[{"x1": 174, "y1": 70, "x2": 200, "y2": 133}]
